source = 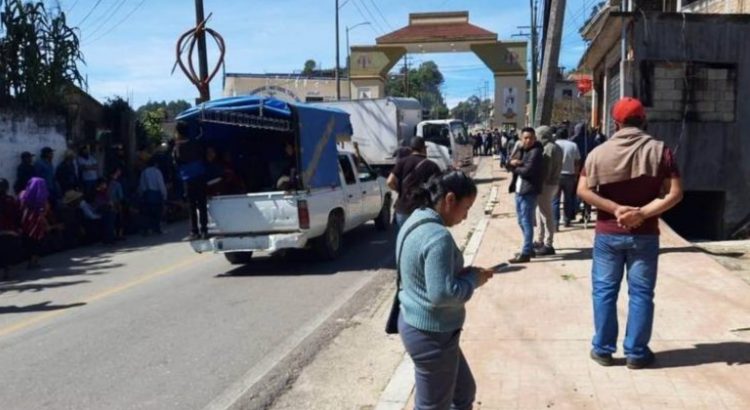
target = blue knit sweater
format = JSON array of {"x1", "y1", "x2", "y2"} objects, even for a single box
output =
[{"x1": 396, "y1": 208, "x2": 479, "y2": 333}]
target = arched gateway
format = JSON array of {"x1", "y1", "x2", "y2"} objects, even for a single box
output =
[{"x1": 349, "y1": 11, "x2": 528, "y2": 130}]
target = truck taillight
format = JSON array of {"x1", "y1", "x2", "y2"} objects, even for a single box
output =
[{"x1": 298, "y1": 200, "x2": 310, "y2": 229}]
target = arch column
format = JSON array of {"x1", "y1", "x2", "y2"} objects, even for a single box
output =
[
  {"x1": 471, "y1": 41, "x2": 528, "y2": 130},
  {"x1": 349, "y1": 46, "x2": 406, "y2": 100}
]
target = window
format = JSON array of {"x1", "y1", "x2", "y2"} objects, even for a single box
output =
[
  {"x1": 353, "y1": 156, "x2": 377, "y2": 182},
  {"x1": 422, "y1": 124, "x2": 451, "y2": 148},
  {"x1": 450, "y1": 122, "x2": 471, "y2": 145},
  {"x1": 338, "y1": 155, "x2": 357, "y2": 185},
  {"x1": 562, "y1": 89, "x2": 573, "y2": 98}
]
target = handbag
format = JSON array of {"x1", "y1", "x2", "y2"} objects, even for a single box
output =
[{"x1": 385, "y1": 218, "x2": 438, "y2": 334}]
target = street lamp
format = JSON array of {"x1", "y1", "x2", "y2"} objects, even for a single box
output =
[{"x1": 346, "y1": 21, "x2": 371, "y2": 100}]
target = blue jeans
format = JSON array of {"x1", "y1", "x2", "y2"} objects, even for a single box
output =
[
  {"x1": 591, "y1": 234, "x2": 659, "y2": 360},
  {"x1": 398, "y1": 313, "x2": 475, "y2": 410},
  {"x1": 515, "y1": 193, "x2": 537, "y2": 255}
]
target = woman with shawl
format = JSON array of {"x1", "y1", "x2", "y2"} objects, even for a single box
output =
[{"x1": 19, "y1": 177, "x2": 50, "y2": 269}]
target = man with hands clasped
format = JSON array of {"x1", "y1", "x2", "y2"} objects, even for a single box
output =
[{"x1": 577, "y1": 97, "x2": 683, "y2": 370}]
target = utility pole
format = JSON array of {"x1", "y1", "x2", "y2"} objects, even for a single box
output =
[
  {"x1": 335, "y1": 0, "x2": 341, "y2": 100},
  {"x1": 535, "y1": 0, "x2": 566, "y2": 126},
  {"x1": 194, "y1": 0, "x2": 210, "y2": 102}
]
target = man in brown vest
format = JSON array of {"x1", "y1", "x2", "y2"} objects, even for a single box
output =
[{"x1": 577, "y1": 97, "x2": 683, "y2": 369}]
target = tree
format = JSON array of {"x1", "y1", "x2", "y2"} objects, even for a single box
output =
[
  {"x1": 302, "y1": 59, "x2": 317, "y2": 76},
  {"x1": 450, "y1": 95, "x2": 493, "y2": 126},
  {"x1": 0, "y1": 0, "x2": 84, "y2": 109},
  {"x1": 136, "y1": 99, "x2": 191, "y2": 121},
  {"x1": 134, "y1": 100, "x2": 192, "y2": 146},
  {"x1": 386, "y1": 61, "x2": 449, "y2": 119}
]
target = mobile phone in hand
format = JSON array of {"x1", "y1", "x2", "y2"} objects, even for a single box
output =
[{"x1": 491, "y1": 262, "x2": 510, "y2": 273}]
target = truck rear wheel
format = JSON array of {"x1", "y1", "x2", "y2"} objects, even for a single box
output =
[
  {"x1": 374, "y1": 196, "x2": 392, "y2": 231},
  {"x1": 314, "y1": 213, "x2": 343, "y2": 260},
  {"x1": 225, "y1": 252, "x2": 254, "y2": 265}
]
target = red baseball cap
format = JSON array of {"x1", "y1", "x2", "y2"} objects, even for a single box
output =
[{"x1": 612, "y1": 97, "x2": 646, "y2": 124}]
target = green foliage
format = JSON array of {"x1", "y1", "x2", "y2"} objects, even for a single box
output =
[
  {"x1": 136, "y1": 99, "x2": 191, "y2": 121},
  {"x1": 386, "y1": 61, "x2": 449, "y2": 119},
  {"x1": 450, "y1": 95, "x2": 493, "y2": 126},
  {"x1": 302, "y1": 59, "x2": 317, "y2": 76},
  {"x1": 134, "y1": 100, "x2": 191, "y2": 146},
  {"x1": 0, "y1": 0, "x2": 84, "y2": 109},
  {"x1": 102, "y1": 96, "x2": 134, "y2": 144}
]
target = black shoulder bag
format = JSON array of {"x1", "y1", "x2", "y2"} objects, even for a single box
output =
[{"x1": 385, "y1": 218, "x2": 438, "y2": 334}]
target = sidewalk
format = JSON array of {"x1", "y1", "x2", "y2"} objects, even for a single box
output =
[{"x1": 409, "y1": 161, "x2": 750, "y2": 409}]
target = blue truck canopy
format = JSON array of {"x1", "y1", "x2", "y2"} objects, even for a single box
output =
[{"x1": 176, "y1": 96, "x2": 352, "y2": 190}]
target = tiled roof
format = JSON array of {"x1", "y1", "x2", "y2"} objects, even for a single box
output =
[{"x1": 376, "y1": 22, "x2": 497, "y2": 44}]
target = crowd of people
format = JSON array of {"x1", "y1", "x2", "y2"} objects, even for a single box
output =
[
  {"x1": 386, "y1": 97, "x2": 683, "y2": 408},
  {"x1": 0, "y1": 126, "x2": 249, "y2": 279}
]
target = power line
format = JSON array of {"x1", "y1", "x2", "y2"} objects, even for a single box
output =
[
  {"x1": 76, "y1": 0, "x2": 104, "y2": 27},
  {"x1": 368, "y1": 0, "x2": 394, "y2": 31},
  {"x1": 356, "y1": 0, "x2": 386, "y2": 34},
  {"x1": 85, "y1": 0, "x2": 129, "y2": 39},
  {"x1": 66, "y1": 0, "x2": 81, "y2": 14},
  {"x1": 85, "y1": 0, "x2": 145, "y2": 44},
  {"x1": 351, "y1": 0, "x2": 381, "y2": 35}
]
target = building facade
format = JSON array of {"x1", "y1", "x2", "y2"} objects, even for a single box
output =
[
  {"x1": 223, "y1": 73, "x2": 351, "y2": 103},
  {"x1": 580, "y1": 7, "x2": 750, "y2": 240}
]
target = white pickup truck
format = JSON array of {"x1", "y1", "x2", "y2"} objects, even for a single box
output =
[{"x1": 190, "y1": 150, "x2": 391, "y2": 264}]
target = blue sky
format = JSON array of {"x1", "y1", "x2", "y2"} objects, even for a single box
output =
[{"x1": 55, "y1": 0, "x2": 594, "y2": 109}]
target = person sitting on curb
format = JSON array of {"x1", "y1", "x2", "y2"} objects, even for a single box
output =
[{"x1": 0, "y1": 179, "x2": 22, "y2": 280}]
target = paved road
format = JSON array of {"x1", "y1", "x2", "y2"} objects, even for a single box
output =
[{"x1": 0, "y1": 221, "x2": 395, "y2": 410}]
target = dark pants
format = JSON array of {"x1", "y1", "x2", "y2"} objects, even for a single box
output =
[
  {"x1": 186, "y1": 181, "x2": 208, "y2": 234},
  {"x1": 554, "y1": 174, "x2": 578, "y2": 225},
  {"x1": 141, "y1": 190, "x2": 164, "y2": 234},
  {"x1": 398, "y1": 313, "x2": 476, "y2": 410}
]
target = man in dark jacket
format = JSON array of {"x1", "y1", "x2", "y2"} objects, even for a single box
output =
[
  {"x1": 387, "y1": 137, "x2": 441, "y2": 231},
  {"x1": 508, "y1": 127, "x2": 543, "y2": 263},
  {"x1": 173, "y1": 121, "x2": 208, "y2": 239},
  {"x1": 14, "y1": 152, "x2": 36, "y2": 194}
]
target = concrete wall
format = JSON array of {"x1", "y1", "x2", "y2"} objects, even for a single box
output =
[
  {"x1": 0, "y1": 112, "x2": 67, "y2": 191},
  {"x1": 630, "y1": 14, "x2": 750, "y2": 237}
]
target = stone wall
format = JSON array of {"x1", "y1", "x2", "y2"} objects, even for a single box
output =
[
  {"x1": 648, "y1": 62, "x2": 736, "y2": 123},
  {"x1": 0, "y1": 112, "x2": 67, "y2": 190}
]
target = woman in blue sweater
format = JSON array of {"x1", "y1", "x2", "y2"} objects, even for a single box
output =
[{"x1": 396, "y1": 171, "x2": 493, "y2": 410}]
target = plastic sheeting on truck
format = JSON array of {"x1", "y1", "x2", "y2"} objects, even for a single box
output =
[{"x1": 176, "y1": 96, "x2": 351, "y2": 190}]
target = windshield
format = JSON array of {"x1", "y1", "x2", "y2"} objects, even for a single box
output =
[
  {"x1": 450, "y1": 122, "x2": 470, "y2": 145},
  {"x1": 422, "y1": 124, "x2": 451, "y2": 148}
]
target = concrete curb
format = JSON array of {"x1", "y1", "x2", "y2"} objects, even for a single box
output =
[{"x1": 375, "y1": 179, "x2": 495, "y2": 410}]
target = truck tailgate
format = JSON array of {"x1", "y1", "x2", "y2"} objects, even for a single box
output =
[{"x1": 208, "y1": 192, "x2": 299, "y2": 234}]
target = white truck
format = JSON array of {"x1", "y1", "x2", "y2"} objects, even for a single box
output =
[
  {"x1": 315, "y1": 97, "x2": 423, "y2": 175},
  {"x1": 177, "y1": 96, "x2": 392, "y2": 264},
  {"x1": 417, "y1": 119, "x2": 476, "y2": 174}
]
